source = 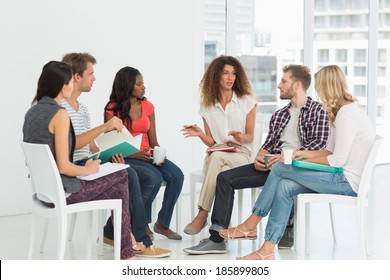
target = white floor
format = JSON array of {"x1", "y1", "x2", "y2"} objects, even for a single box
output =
[{"x1": 1, "y1": 164, "x2": 390, "y2": 261}]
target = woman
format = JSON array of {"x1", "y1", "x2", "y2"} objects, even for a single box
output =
[
  {"x1": 22, "y1": 61, "x2": 140, "y2": 260},
  {"x1": 104, "y1": 66, "x2": 184, "y2": 240},
  {"x1": 182, "y1": 55, "x2": 257, "y2": 235},
  {"x1": 219, "y1": 65, "x2": 375, "y2": 260}
]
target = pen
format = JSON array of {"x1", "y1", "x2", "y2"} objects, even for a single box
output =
[{"x1": 180, "y1": 125, "x2": 195, "y2": 131}]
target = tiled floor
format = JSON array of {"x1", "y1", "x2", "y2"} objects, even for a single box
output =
[{"x1": 1, "y1": 164, "x2": 389, "y2": 261}]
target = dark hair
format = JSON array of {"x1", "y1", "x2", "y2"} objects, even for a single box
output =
[
  {"x1": 104, "y1": 66, "x2": 141, "y2": 128},
  {"x1": 282, "y1": 64, "x2": 311, "y2": 91},
  {"x1": 32, "y1": 61, "x2": 73, "y2": 104},
  {"x1": 200, "y1": 55, "x2": 253, "y2": 107},
  {"x1": 62, "y1": 52, "x2": 96, "y2": 76}
]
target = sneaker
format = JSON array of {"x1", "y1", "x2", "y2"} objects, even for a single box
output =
[
  {"x1": 135, "y1": 245, "x2": 171, "y2": 258},
  {"x1": 278, "y1": 227, "x2": 294, "y2": 249},
  {"x1": 183, "y1": 238, "x2": 227, "y2": 255}
]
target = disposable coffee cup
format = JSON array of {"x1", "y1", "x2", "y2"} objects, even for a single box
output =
[
  {"x1": 153, "y1": 146, "x2": 167, "y2": 164},
  {"x1": 264, "y1": 154, "x2": 275, "y2": 169},
  {"x1": 282, "y1": 148, "x2": 293, "y2": 164}
]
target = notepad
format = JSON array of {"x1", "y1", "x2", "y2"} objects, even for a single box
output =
[
  {"x1": 77, "y1": 163, "x2": 130, "y2": 181},
  {"x1": 207, "y1": 145, "x2": 237, "y2": 155},
  {"x1": 292, "y1": 160, "x2": 344, "y2": 174}
]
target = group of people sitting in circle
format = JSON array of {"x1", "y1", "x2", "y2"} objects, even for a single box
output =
[{"x1": 23, "y1": 53, "x2": 374, "y2": 260}]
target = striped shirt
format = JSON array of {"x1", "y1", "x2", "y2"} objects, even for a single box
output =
[
  {"x1": 261, "y1": 97, "x2": 329, "y2": 154},
  {"x1": 60, "y1": 100, "x2": 91, "y2": 161}
]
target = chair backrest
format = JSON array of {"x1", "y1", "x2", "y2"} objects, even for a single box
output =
[
  {"x1": 250, "y1": 122, "x2": 263, "y2": 162},
  {"x1": 356, "y1": 136, "x2": 382, "y2": 207},
  {"x1": 20, "y1": 141, "x2": 67, "y2": 212}
]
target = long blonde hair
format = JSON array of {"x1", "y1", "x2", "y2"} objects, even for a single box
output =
[{"x1": 314, "y1": 65, "x2": 356, "y2": 125}]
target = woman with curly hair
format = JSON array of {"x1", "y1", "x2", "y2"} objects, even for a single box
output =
[{"x1": 182, "y1": 55, "x2": 257, "y2": 235}]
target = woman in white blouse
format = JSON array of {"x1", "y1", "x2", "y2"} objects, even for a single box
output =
[
  {"x1": 182, "y1": 55, "x2": 257, "y2": 235},
  {"x1": 219, "y1": 65, "x2": 375, "y2": 260}
]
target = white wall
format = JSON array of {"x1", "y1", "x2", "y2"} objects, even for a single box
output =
[{"x1": 0, "y1": 0, "x2": 205, "y2": 216}]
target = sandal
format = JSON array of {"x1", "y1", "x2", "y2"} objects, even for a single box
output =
[
  {"x1": 219, "y1": 226, "x2": 257, "y2": 240},
  {"x1": 236, "y1": 251, "x2": 275, "y2": 260}
]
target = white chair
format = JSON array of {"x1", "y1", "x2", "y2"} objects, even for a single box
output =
[
  {"x1": 189, "y1": 122, "x2": 263, "y2": 222},
  {"x1": 294, "y1": 137, "x2": 382, "y2": 259},
  {"x1": 21, "y1": 141, "x2": 122, "y2": 260}
]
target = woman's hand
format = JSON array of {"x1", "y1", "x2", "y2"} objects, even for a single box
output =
[
  {"x1": 84, "y1": 159, "x2": 101, "y2": 174},
  {"x1": 228, "y1": 131, "x2": 244, "y2": 144},
  {"x1": 182, "y1": 124, "x2": 202, "y2": 137},
  {"x1": 129, "y1": 148, "x2": 152, "y2": 161},
  {"x1": 111, "y1": 154, "x2": 125, "y2": 164}
]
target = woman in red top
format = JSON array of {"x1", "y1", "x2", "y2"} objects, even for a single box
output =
[{"x1": 105, "y1": 66, "x2": 184, "y2": 240}]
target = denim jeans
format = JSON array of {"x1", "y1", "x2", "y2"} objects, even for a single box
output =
[
  {"x1": 125, "y1": 158, "x2": 184, "y2": 229},
  {"x1": 209, "y1": 163, "x2": 270, "y2": 238},
  {"x1": 104, "y1": 165, "x2": 155, "y2": 247},
  {"x1": 253, "y1": 162, "x2": 356, "y2": 244}
]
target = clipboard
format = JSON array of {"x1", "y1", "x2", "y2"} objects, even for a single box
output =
[{"x1": 292, "y1": 160, "x2": 344, "y2": 174}]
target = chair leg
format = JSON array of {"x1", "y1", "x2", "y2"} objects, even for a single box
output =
[
  {"x1": 356, "y1": 206, "x2": 368, "y2": 257},
  {"x1": 86, "y1": 211, "x2": 92, "y2": 260},
  {"x1": 28, "y1": 214, "x2": 38, "y2": 259},
  {"x1": 237, "y1": 189, "x2": 243, "y2": 222},
  {"x1": 97, "y1": 210, "x2": 105, "y2": 256},
  {"x1": 57, "y1": 215, "x2": 67, "y2": 260},
  {"x1": 113, "y1": 208, "x2": 121, "y2": 260},
  {"x1": 68, "y1": 213, "x2": 77, "y2": 241},
  {"x1": 189, "y1": 175, "x2": 197, "y2": 221},
  {"x1": 295, "y1": 196, "x2": 306, "y2": 259},
  {"x1": 329, "y1": 203, "x2": 337, "y2": 243},
  {"x1": 40, "y1": 218, "x2": 50, "y2": 253},
  {"x1": 175, "y1": 196, "x2": 181, "y2": 232}
]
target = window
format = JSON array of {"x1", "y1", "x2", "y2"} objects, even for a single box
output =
[
  {"x1": 318, "y1": 49, "x2": 329, "y2": 62},
  {"x1": 354, "y1": 49, "x2": 367, "y2": 62},
  {"x1": 354, "y1": 66, "x2": 366, "y2": 76},
  {"x1": 335, "y1": 49, "x2": 348, "y2": 62}
]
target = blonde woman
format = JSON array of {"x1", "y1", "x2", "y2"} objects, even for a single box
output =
[
  {"x1": 219, "y1": 65, "x2": 375, "y2": 260},
  {"x1": 182, "y1": 55, "x2": 257, "y2": 234}
]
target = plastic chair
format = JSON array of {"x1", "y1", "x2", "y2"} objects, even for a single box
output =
[
  {"x1": 294, "y1": 137, "x2": 382, "y2": 259},
  {"x1": 20, "y1": 141, "x2": 122, "y2": 260},
  {"x1": 189, "y1": 122, "x2": 263, "y2": 221}
]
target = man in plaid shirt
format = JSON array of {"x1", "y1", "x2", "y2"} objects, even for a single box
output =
[{"x1": 184, "y1": 64, "x2": 330, "y2": 255}]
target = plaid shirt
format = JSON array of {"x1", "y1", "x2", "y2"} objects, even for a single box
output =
[{"x1": 261, "y1": 97, "x2": 329, "y2": 154}]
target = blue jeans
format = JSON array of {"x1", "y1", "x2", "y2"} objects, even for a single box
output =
[
  {"x1": 253, "y1": 162, "x2": 357, "y2": 244},
  {"x1": 125, "y1": 158, "x2": 184, "y2": 228},
  {"x1": 104, "y1": 165, "x2": 155, "y2": 247}
]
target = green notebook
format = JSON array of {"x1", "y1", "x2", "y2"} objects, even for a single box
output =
[
  {"x1": 292, "y1": 160, "x2": 344, "y2": 174},
  {"x1": 88, "y1": 128, "x2": 142, "y2": 164}
]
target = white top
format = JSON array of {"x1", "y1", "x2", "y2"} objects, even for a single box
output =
[
  {"x1": 60, "y1": 100, "x2": 91, "y2": 161},
  {"x1": 280, "y1": 107, "x2": 301, "y2": 150},
  {"x1": 199, "y1": 92, "x2": 257, "y2": 151},
  {"x1": 326, "y1": 102, "x2": 375, "y2": 192}
]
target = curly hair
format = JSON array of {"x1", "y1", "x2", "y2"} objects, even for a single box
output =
[
  {"x1": 200, "y1": 55, "x2": 253, "y2": 107},
  {"x1": 314, "y1": 65, "x2": 356, "y2": 125}
]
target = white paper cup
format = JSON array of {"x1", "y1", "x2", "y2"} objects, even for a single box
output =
[
  {"x1": 282, "y1": 148, "x2": 293, "y2": 164},
  {"x1": 153, "y1": 146, "x2": 167, "y2": 164}
]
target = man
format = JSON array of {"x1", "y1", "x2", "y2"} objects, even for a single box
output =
[
  {"x1": 184, "y1": 64, "x2": 329, "y2": 254},
  {"x1": 61, "y1": 52, "x2": 171, "y2": 258}
]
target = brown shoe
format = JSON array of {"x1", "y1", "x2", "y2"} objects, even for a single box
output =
[{"x1": 135, "y1": 245, "x2": 171, "y2": 258}]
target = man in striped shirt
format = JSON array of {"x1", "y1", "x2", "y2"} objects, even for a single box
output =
[{"x1": 184, "y1": 64, "x2": 330, "y2": 255}]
